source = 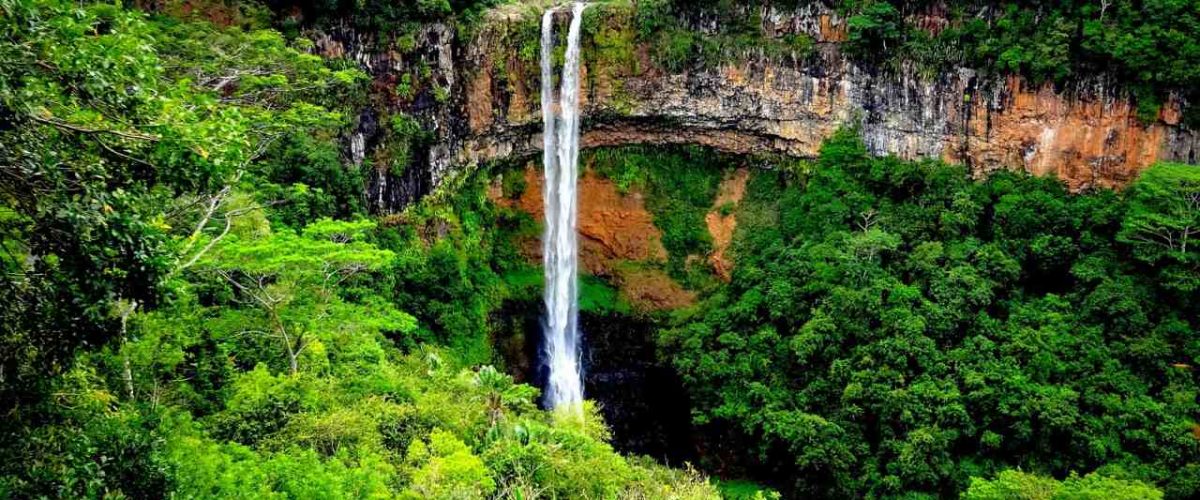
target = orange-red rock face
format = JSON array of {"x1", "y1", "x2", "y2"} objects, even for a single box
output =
[
  {"x1": 948, "y1": 76, "x2": 1173, "y2": 190},
  {"x1": 450, "y1": 5, "x2": 1196, "y2": 308},
  {"x1": 705, "y1": 168, "x2": 750, "y2": 282},
  {"x1": 457, "y1": 52, "x2": 1196, "y2": 193},
  {"x1": 489, "y1": 163, "x2": 696, "y2": 311},
  {"x1": 493, "y1": 164, "x2": 668, "y2": 275}
]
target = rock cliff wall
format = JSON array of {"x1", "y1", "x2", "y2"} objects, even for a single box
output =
[
  {"x1": 311, "y1": 3, "x2": 1199, "y2": 214},
  {"x1": 488, "y1": 161, "x2": 697, "y2": 311}
]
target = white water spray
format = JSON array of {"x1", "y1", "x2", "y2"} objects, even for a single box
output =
[{"x1": 541, "y1": 3, "x2": 586, "y2": 410}]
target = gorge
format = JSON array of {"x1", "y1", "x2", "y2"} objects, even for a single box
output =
[{"x1": 2, "y1": 1, "x2": 1198, "y2": 499}]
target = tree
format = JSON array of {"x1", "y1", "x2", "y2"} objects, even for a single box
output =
[
  {"x1": 847, "y1": 1, "x2": 904, "y2": 55},
  {"x1": 403, "y1": 429, "x2": 496, "y2": 499},
  {"x1": 473, "y1": 365, "x2": 538, "y2": 427},
  {"x1": 1119, "y1": 162, "x2": 1200, "y2": 293},
  {"x1": 202, "y1": 219, "x2": 396, "y2": 375},
  {"x1": 0, "y1": 0, "x2": 362, "y2": 406},
  {"x1": 0, "y1": 0, "x2": 241, "y2": 405}
]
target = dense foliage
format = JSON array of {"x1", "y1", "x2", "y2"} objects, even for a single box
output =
[
  {"x1": 0, "y1": 1, "x2": 718, "y2": 497},
  {"x1": 2, "y1": 0, "x2": 1197, "y2": 498},
  {"x1": 0, "y1": 0, "x2": 363, "y2": 410},
  {"x1": 630, "y1": 0, "x2": 813, "y2": 71},
  {"x1": 661, "y1": 129, "x2": 1199, "y2": 498},
  {"x1": 963, "y1": 470, "x2": 1164, "y2": 500},
  {"x1": 271, "y1": 0, "x2": 509, "y2": 35}
]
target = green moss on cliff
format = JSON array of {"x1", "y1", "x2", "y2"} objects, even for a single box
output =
[{"x1": 588, "y1": 146, "x2": 727, "y2": 290}]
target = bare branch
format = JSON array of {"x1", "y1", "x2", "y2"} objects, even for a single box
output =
[
  {"x1": 174, "y1": 203, "x2": 266, "y2": 276},
  {"x1": 117, "y1": 299, "x2": 140, "y2": 401},
  {"x1": 30, "y1": 114, "x2": 160, "y2": 142}
]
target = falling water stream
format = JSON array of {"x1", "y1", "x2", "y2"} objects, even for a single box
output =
[{"x1": 541, "y1": 3, "x2": 586, "y2": 410}]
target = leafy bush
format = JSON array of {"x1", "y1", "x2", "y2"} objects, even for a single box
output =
[{"x1": 964, "y1": 470, "x2": 1163, "y2": 500}]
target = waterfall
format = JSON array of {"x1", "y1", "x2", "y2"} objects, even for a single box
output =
[{"x1": 541, "y1": 2, "x2": 586, "y2": 410}]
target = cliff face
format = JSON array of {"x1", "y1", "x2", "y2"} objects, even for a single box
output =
[
  {"x1": 488, "y1": 162, "x2": 697, "y2": 311},
  {"x1": 312, "y1": 4, "x2": 1199, "y2": 214}
]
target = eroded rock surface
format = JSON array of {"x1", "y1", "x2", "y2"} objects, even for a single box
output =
[
  {"x1": 489, "y1": 162, "x2": 696, "y2": 311},
  {"x1": 706, "y1": 168, "x2": 750, "y2": 281},
  {"x1": 461, "y1": 48, "x2": 1197, "y2": 193},
  {"x1": 492, "y1": 163, "x2": 668, "y2": 275},
  {"x1": 312, "y1": 3, "x2": 1199, "y2": 214}
]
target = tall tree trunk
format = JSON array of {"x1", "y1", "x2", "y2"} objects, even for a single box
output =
[
  {"x1": 271, "y1": 309, "x2": 299, "y2": 375},
  {"x1": 118, "y1": 299, "x2": 139, "y2": 401},
  {"x1": 286, "y1": 338, "x2": 299, "y2": 376}
]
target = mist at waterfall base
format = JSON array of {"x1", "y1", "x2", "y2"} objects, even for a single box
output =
[{"x1": 539, "y1": 3, "x2": 586, "y2": 411}]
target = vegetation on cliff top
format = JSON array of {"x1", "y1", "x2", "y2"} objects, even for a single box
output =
[
  {"x1": 576, "y1": 0, "x2": 1199, "y2": 122},
  {"x1": 834, "y1": 0, "x2": 1200, "y2": 122}
]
